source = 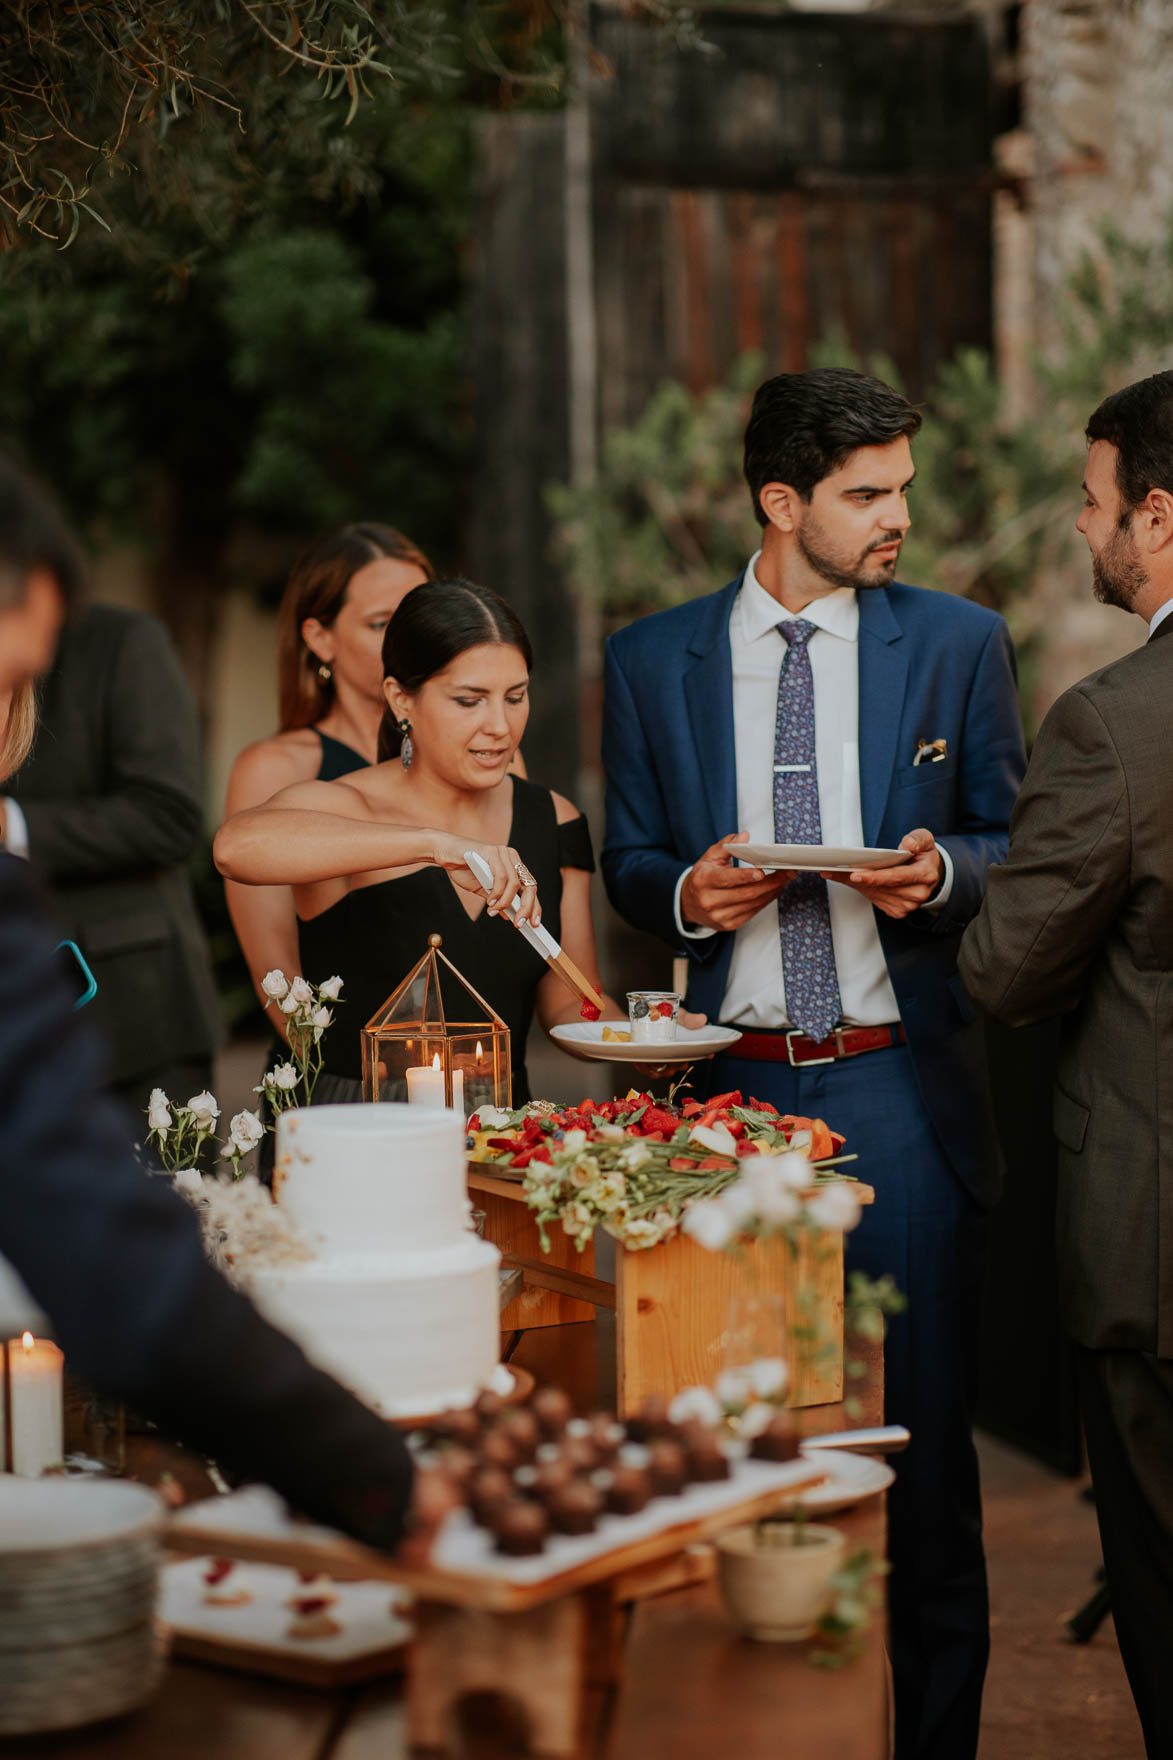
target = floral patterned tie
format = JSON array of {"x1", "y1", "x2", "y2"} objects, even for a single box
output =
[{"x1": 773, "y1": 620, "x2": 842, "y2": 1041}]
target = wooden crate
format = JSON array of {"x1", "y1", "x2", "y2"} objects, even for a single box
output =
[{"x1": 470, "y1": 1170, "x2": 873, "y2": 1415}]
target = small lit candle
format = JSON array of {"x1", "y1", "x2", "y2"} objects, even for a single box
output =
[
  {"x1": 406, "y1": 1052, "x2": 464, "y2": 1113},
  {"x1": 8, "y1": 1331, "x2": 64, "y2": 1477}
]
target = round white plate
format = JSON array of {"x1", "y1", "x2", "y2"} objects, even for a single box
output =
[
  {"x1": 549, "y1": 1022, "x2": 743, "y2": 1064},
  {"x1": 724, "y1": 842, "x2": 913, "y2": 873},
  {"x1": 791, "y1": 1445, "x2": 895, "y2": 1514}
]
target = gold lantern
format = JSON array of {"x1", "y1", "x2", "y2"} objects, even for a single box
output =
[{"x1": 360, "y1": 934, "x2": 512, "y2": 1115}]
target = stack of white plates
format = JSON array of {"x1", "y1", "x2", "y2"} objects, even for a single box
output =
[{"x1": 0, "y1": 1477, "x2": 166, "y2": 1736}]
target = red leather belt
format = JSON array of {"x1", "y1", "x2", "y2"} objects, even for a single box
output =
[{"x1": 726, "y1": 1024, "x2": 906, "y2": 1067}]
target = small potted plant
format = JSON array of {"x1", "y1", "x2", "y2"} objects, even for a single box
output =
[{"x1": 716, "y1": 1513, "x2": 846, "y2": 1642}]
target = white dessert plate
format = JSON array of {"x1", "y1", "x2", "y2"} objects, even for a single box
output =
[
  {"x1": 790, "y1": 1445, "x2": 895, "y2": 1515},
  {"x1": 549, "y1": 1022, "x2": 743, "y2": 1064},
  {"x1": 724, "y1": 841, "x2": 913, "y2": 873}
]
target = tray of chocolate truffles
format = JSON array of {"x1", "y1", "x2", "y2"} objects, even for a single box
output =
[{"x1": 409, "y1": 1385, "x2": 826, "y2": 1595}]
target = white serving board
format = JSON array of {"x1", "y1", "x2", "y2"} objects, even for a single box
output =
[{"x1": 160, "y1": 1556, "x2": 412, "y2": 1684}]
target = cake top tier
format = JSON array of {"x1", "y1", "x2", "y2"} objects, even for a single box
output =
[{"x1": 274, "y1": 1103, "x2": 470, "y2": 1254}]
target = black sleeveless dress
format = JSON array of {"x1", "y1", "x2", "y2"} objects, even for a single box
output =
[{"x1": 297, "y1": 776, "x2": 595, "y2": 1106}]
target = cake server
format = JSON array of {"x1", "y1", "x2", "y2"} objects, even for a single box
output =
[
  {"x1": 462, "y1": 848, "x2": 604, "y2": 1014},
  {"x1": 799, "y1": 1425, "x2": 910, "y2": 1455}
]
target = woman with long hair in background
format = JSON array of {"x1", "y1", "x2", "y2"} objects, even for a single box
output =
[{"x1": 216, "y1": 578, "x2": 619, "y2": 1105}]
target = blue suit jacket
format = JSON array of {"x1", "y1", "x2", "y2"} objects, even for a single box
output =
[{"x1": 602, "y1": 577, "x2": 1026, "y2": 1206}]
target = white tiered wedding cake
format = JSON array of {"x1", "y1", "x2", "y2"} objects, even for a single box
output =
[{"x1": 246, "y1": 1104, "x2": 501, "y2": 1418}]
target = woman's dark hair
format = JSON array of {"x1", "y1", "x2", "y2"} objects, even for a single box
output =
[
  {"x1": 743, "y1": 368, "x2": 923, "y2": 525},
  {"x1": 377, "y1": 579, "x2": 534, "y2": 763},
  {"x1": 277, "y1": 522, "x2": 434, "y2": 731},
  {"x1": 1086, "y1": 371, "x2": 1173, "y2": 518}
]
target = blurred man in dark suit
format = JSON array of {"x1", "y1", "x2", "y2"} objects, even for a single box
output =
[
  {"x1": 961, "y1": 372, "x2": 1173, "y2": 1760},
  {"x1": 3, "y1": 597, "x2": 222, "y2": 1122},
  {"x1": 0, "y1": 454, "x2": 442, "y2": 1555}
]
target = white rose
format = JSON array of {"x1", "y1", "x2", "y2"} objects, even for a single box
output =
[
  {"x1": 618, "y1": 1217, "x2": 665, "y2": 1251},
  {"x1": 746, "y1": 1163, "x2": 801, "y2": 1227},
  {"x1": 715, "y1": 1366, "x2": 756, "y2": 1411},
  {"x1": 774, "y1": 1149, "x2": 815, "y2": 1193},
  {"x1": 618, "y1": 1141, "x2": 651, "y2": 1172},
  {"x1": 172, "y1": 1166, "x2": 203, "y2": 1195},
  {"x1": 668, "y1": 1386, "x2": 723, "y2": 1427},
  {"x1": 318, "y1": 975, "x2": 344, "y2": 1000},
  {"x1": 261, "y1": 970, "x2": 289, "y2": 1000},
  {"x1": 270, "y1": 1062, "x2": 299, "y2": 1091},
  {"x1": 681, "y1": 1199, "x2": 737, "y2": 1252},
  {"x1": 289, "y1": 976, "x2": 314, "y2": 1005},
  {"x1": 748, "y1": 1356, "x2": 789, "y2": 1401},
  {"x1": 804, "y1": 1182, "x2": 862, "y2": 1234},
  {"x1": 280, "y1": 993, "x2": 299, "y2": 1014},
  {"x1": 227, "y1": 1110, "x2": 265, "y2": 1156},
  {"x1": 186, "y1": 1091, "x2": 221, "y2": 1130},
  {"x1": 312, "y1": 1006, "x2": 332, "y2": 1032},
  {"x1": 147, "y1": 1089, "x2": 172, "y2": 1133},
  {"x1": 560, "y1": 1129, "x2": 587, "y2": 1156},
  {"x1": 715, "y1": 1179, "x2": 758, "y2": 1229},
  {"x1": 738, "y1": 1401, "x2": 775, "y2": 1439}
]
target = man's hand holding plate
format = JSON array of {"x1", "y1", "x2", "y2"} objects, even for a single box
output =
[
  {"x1": 680, "y1": 830, "x2": 794, "y2": 932},
  {"x1": 824, "y1": 828, "x2": 942, "y2": 920}
]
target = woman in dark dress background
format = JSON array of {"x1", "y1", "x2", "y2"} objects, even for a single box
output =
[{"x1": 216, "y1": 580, "x2": 622, "y2": 1102}]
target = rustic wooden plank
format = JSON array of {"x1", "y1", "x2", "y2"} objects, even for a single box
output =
[
  {"x1": 474, "y1": 1180, "x2": 596, "y2": 1329},
  {"x1": 502, "y1": 1254, "x2": 617, "y2": 1312}
]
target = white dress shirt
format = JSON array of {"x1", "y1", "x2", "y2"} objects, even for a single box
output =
[
  {"x1": 1149, "y1": 598, "x2": 1173, "y2": 637},
  {"x1": 673, "y1": 554, "x2": 952, "y2": 1029}
]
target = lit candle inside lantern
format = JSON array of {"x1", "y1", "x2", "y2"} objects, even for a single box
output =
[
  {"x1": 406, "y1": 1052, "x2": 463, "y2": 1113},
  {"x1": 8, "y1": 1331, "x2": 64, "y2": 1477}
]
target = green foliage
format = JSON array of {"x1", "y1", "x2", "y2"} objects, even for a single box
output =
[
  {"x1": 549, "y1": 220, "x2": 1173, "y2": 688},
  {"x1": 810, "y1": 1548, "x2": 889, "y2": 1669}
]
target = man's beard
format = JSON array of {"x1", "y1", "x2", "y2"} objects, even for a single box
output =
[
  {"x1": 1091, "y1": 520, "x2": 1147, "y2": 612},
  {"x1": 796, "y1": 515, "x2": 899, "y2": 594}
]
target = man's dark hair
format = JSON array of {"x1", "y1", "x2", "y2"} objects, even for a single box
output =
[
  {"x1": 743, "y1": 368, "x2": 923, "y2": 525},
  {"x1": 0, "y1": 453, "x2": 86, "y2": 610},
  {"x1": 1086, "y1": 372, "x2": 1173, "y2": 517}
]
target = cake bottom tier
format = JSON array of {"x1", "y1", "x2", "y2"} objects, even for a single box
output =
[{"x1": 246, "y1": 1237, "x2": 501, "y2": 1419}]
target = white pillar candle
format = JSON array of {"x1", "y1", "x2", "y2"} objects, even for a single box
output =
[
  {"x1": 405, "y1": 1054, "x2": 464, "y2": 1113},
  {"x1": 8, "y1": 1332, "x2": 64, "y2": 1477}
]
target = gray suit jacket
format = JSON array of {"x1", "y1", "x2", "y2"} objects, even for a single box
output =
[
  {"x1": 9, "y1": 604, "x2": 223, "y2": 1086},
  {"x1": 959, "y1": 614, "x2": 1173, "y2": 1356}
]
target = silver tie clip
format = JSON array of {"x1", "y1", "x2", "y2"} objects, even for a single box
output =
[{"x1": 774, "y1": 763, "x2": 812, "y2": 773}]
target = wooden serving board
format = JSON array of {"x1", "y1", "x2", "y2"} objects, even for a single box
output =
[
  {"x1": 160, "y1": 1558, "x2": 412, "y2": 1688},
  {"x1": 167, "y1": 1457, "x2": 826, "y2": 1615}
]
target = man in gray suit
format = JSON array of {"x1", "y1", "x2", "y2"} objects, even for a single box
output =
[
  {"x1": 960, "y1": 371, "x2": 1173, "y2": 1759},
  {"x1": 3, "y1": 601, "x2": 223, "y2": 1120}
]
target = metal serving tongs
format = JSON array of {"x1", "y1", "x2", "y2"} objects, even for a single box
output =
[{"x1": 462, "y1": 848, "x2": 604, "y2": 1016}]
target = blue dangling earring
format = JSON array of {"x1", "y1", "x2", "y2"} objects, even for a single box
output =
[{"x1": 398, "y1": 718, "x2": 414, "y2": 770}]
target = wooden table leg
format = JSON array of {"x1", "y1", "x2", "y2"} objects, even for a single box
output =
[{"x1": 408, "y1": 1594, "x2": 585, "y2": 1757}]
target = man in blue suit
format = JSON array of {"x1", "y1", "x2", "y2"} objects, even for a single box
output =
[{"x1": 602, "y1": 370, "x2": 1025, "y2": 1759}]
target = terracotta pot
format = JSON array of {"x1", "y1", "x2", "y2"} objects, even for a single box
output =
[{"x1": 716, "y1": 1521, "x2": 846, "y2": 1642}]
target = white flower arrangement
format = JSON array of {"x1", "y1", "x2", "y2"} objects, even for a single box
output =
[
  {"x1": 170, "y1": 1171, "x2": 313, "y2": 1280},
  {"x1": 145, "y1": 970, "x2": 341, "y2": 1180}
]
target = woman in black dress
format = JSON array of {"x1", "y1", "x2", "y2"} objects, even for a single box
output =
[{"x1": 215, "y1": 579, "x2": 621, "y2": 1102}]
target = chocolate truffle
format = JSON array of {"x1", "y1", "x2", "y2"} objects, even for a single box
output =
[
  {"x1": 475, "y1": 1388, "x2": 507, "y2": 1424},
  {"x1": 469, "y1": 1466, "x2": 514, "y2": 1527},
  {"x1": 548, "y1": 1480, "x2": 603, "y2": 1536},
  {"x1": 750, "y1": 1413, "x2": 799, "y2": 1463},
  {"x1": 602, "y1": 1465, "x2": 651, "y2": 1516},
  {"x1": 492, "y1": 1498, "x2": 549, "y2": 1557},
  {"x1": 431, "y1": 1407, "x2": 480, "y2": 1448},
  {"x1": 684, "y1": 1432, "x2": 730, "y2": 1483},
  {"x1": 479, "y1": 1430, "x2": 520, "y2": 1472},
  {"x1": 499, "y1": 1409, "x2": 540, "y2": 1461},
  {"x1": 647, "y1": 1439, "x2": 688, "y2": 1496},
  {"x1": 625, "y1": 1394, "x2": 673, "y2": 1443},
  {"x1": 587, "y1": 1414, "x2": 624, "y2": 1462},
  {"x1": 437, "y1": 1444, "x2": 479, "y2": 1493},
  {"x1": 561, "y1": 1436, "x2": 599, "y2": 1476},
  {"x1": 530, "y1": 1386, "x2": 573, "y2": 1438},
  {"x1": 532, "y1": 1458, "x2": 575, "y2": 1504}
]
